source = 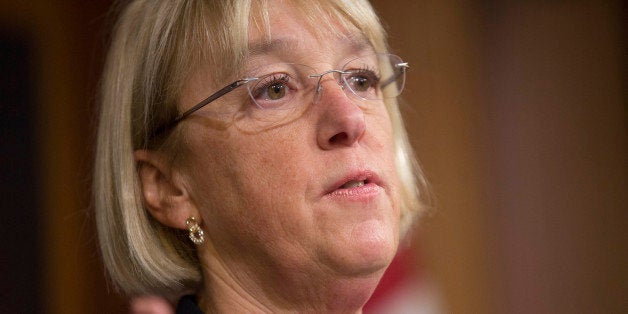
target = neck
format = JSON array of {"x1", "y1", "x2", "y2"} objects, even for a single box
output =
[{"x1": 196, "y1": 244, "x2": 385, "y2": 313}]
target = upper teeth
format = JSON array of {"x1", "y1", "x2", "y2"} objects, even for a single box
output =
[{"x1": 342, "y1": 180, "x2": 365, "y2": 188}]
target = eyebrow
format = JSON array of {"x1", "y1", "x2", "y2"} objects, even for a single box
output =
[{"x1": 248, "y1": 39, "x2": 297, "y2": 56}]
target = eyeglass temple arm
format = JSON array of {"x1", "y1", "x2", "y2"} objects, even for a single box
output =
[
  {"x1": 177, "y1": 79, "x2": 251, "y2": 122},
  {"x1": 380, "y1": 62, "x2": 409, "y2": 89},
  {"x1": 151, "y1": 79, "x2": 251, "y2": 138}
]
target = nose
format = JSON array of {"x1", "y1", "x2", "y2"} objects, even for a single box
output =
[{"x1": 315, "y1": 80, "x2": 366, "y2": 150}]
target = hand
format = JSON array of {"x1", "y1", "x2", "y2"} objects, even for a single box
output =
[{"x1": 129, "y1": 295, "x2": 174, "y2": 314}]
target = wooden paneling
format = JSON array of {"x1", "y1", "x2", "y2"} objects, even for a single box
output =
[
  {"x1": 373, "y1": 0, "x2": 627, "y2": 313},
  {"x1": 482, "y1": 2, "x2": 627, "y2": 313}
]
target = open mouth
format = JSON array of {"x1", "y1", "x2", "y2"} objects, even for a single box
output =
[
  {"x1": 339, "y1": 180, "x2": 367, "y2": 189},
  {"x1": 323, "y1": 170, "x2": 381, "y2": 198}
]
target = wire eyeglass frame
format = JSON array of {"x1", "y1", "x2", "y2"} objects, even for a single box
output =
[{"x1": 151, "y1": 53, "x2": 408, "y2": 138}]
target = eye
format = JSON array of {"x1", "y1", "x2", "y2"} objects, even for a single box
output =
[
  {"x1": 266, "y1": 83, "x2": 286, "y2": 99},
  {"x1": 345, "y1": 68, "x2": 380, "y2": 93},
  {"x1": 349, "y1": 76, "x2": 372, "y2": 92},
  {"x1": 252, "y1": 74, "x2": 291, "y2": 102}
]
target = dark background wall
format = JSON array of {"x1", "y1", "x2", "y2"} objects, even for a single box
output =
[
  {"x1": 1, "y1": 25, "x2": 42, "y2": 314},
  {"x1": 0, "y1": 1, "x2": 126, "y2": 313},
  {"x1": 0, "y1": 1, "x2": 625, "y2": 313}
]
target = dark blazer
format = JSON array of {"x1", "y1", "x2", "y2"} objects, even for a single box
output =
[{"x1": 176, "y1": 295, "x2": 204, "y2": 314}]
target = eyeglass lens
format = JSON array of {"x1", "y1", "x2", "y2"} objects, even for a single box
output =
[{"x1": 245, "y1": 53, "x2": 406, "y2": 110}]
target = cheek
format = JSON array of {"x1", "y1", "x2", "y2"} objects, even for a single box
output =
[
  {"x1": 182, "y1": 126, "x2": 316, "y2": 248},
  {"x1": 367, "y1": 110, "x2": 403, "y2": 222},
  {"x1": 366, "y1": 109, "x2": 399, "y2": 179}
]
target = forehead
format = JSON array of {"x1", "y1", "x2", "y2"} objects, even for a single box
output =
[{"x1": 245, "y1": 1, "x2": 374, "y2": 66}]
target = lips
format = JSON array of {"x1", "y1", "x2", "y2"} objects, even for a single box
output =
[{"x1": 324, "y1": 169, "x2": 383, "y2": 198}]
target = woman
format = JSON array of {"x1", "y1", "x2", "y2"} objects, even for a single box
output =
[{"x1": 95, "y1": 0, "x2": 427, "y2": 312}]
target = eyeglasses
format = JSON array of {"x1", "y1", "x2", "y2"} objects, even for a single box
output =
[{"x1": 153, "y1": 53, "x2": 408, "y2": 137}]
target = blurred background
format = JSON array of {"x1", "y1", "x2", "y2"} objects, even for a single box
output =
[{"x1": 1, "y1": 0, "x2": 625, "y2": 313}]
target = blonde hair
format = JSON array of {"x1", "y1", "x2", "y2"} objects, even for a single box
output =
[{"x1": 95, "y1": 0, "x2": 428, "y2": 298}]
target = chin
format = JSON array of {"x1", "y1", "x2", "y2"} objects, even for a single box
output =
[
  {"x1": 355, "y1": 219, "x2": 399, "y2": 270},
  {"x1": 325, "y1": 218, "x2": 399, "y2": 277}
]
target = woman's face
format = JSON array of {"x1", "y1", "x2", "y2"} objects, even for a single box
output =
[{"x1": 179, "y1": 2, "x2": 401, "y2": 286}]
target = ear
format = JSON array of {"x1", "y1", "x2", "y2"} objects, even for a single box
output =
[{"x1": 134, "y1": 150, "x2": 200, "y2": 230}]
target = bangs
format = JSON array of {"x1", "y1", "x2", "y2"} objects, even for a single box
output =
[
  {"x1": 177, "y1": 0, "x2": 388, "y2": 90},
  {"x1": 250, "y1": 0, "x2": 388, "y2": 54},
  {"x1": 172, "y1": 1, "x2": 252, "y2": 92}
]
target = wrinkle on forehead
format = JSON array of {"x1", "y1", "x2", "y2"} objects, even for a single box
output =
[
  {"x1": 247, "y1": 33, "x2": 372, "y2": 58},
  {"x1": 243, "y1": 37, "x2": 375, "y2": 72}
]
